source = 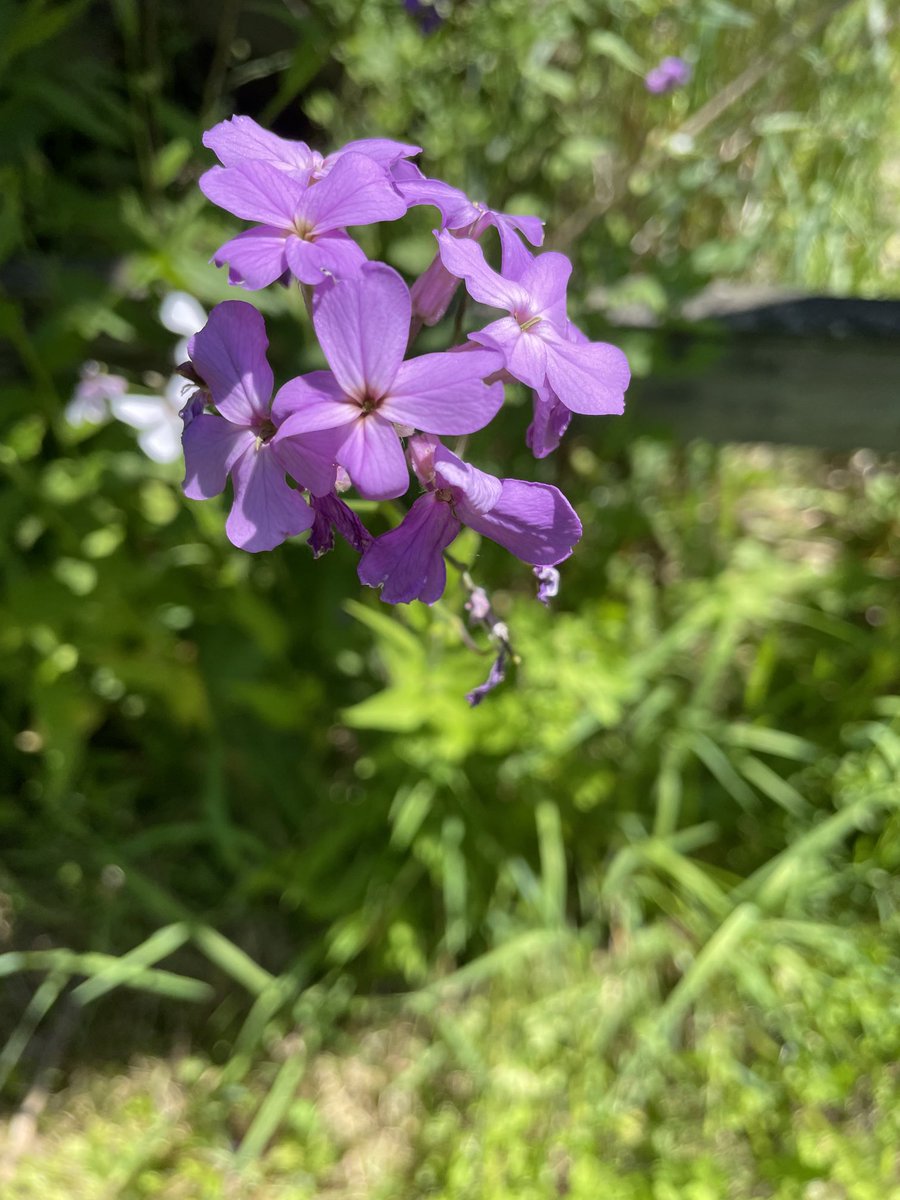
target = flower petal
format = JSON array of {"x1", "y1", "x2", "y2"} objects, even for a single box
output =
[
  {"x1": 111, "y1": 393, "x2": 173, "y2": 432},
  {"x1": 199, "y1": 161, "x2": 307, "y2": 226},
  {"x1": 358, "y1": 493, "x2": 459, "y2": 604},
  {"x1": 460, "y1": 479, "x2": 582, "y2": 565},
  {"x1": 159, "y1": 292, "x2": 206, "y2": 338},
  {"x1": 432, "y1": 441, "x2": 503, "y2": 513},
  {"x1": 270, "y1": 426, "x2": 338, "y2": 498},
  {"x1": 435, "y1": 231, "x2": 526, "y2": 312},
  {"x1": 544, "y1": 335, "x2": 630, "y2": 415},
  {"x1": 212, "y1": 227, "x2": 290, "y2": 290},
  {"x1": 137, "y1": 419, "x2": 183, "y2": 464},
  {"x1": 312, "y1": 264, "x2": 410, "y2": 399},
  {"x1": 471, "y1": 319, "x2": 548, "y2": 390},
  {"x1": 331, "y1": 138, "x2": 421, "y2": 170},
  {"x1": 526, "y1": 385, "x2": 572, "y2": 458},
  {"x1": 272, "y1": 371, "x2": 360, "y2": 433},
  {"x1": 283, "y1": 230, "x2": 367, "y2": 285},
  {"x1": 226, "y1": 445, "x2": 313, "y2": 552},
  {"x1": 298, "y1": 153, "x2": 407, "y2": 232},
  {"x1": 382, "y1": 348, "x2": 504, "y2": 434},
  {"x1": 188, "y1": 301, "x2": 273, "y2": 425},
  {"x1": 182, "y1": 414, "x2": 255, "y2": 500},
  {"x1": 335, "y1": 413, "x2": 409, "y2": 500},
  {"x1": 520, "y1": 252, "x2": 571, "y2": 324},
  {"x1": 309, "y1": 491, "x2": 373, "y2": 557},
  {"x1": 203, "y1": 115, "x2": 315, "y2": 175}
]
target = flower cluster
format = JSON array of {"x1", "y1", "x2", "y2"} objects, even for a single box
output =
[{"x1": 180, "y1": 114, "x2": 630, "y2": 623}]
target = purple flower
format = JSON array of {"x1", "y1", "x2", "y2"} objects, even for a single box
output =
[
  {"x1": 203, "y1": 116, "x2": 421, "y2": 183},
  {"x1": 404, "y1": 0, "x2": 445, "y2": 34},
  {"x1": 65, "y1": 362, "x2": 128, "y2": 427},
  {"x1": 309, "y1": 487, "x2": 373, "y2": 558},
  {"x1": 272, "y1": 263, "x2": 504, "y2": 501},
  {"x1": 200, "y1": 153, "x2": 408, "y2": 289},
  {"x1": 436, "y1": 231, "x2": 630, "y2": 421},
  {"x1": 182, "y1": 300, "x2": 338, "y2": 552},
  {"x1": 644, "y1": 56, "x2": 692, "y2": 94},
  {"x1": 525, "y1": 320, "x2": 589, "y2": 458},
  {"x1": 401, "y1": 171, "x2": 544, "y2": 325},
  {"x1": 357, "y1": 435, "x2": 582, "y2": 604}
]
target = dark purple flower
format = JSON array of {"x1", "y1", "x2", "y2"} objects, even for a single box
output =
[
  {"x1": 309, "y1": 486, "x2": 373, "y2": 558},
  {"x1": 272, "y1": 263, "x2": 504, "y2": 501},
  {"x1": 437, "y1": 231, "x2": 630, "y2": 421},
  {"x1": 357, "y1": 435, "x2": 582, "y2": 604},
  {"x1": 182, "y1": 301, "x2": 338, "y2": 552},
  {"x1": 200, "y1": 153, "x2": 408, "y2": 289},
  {"x1": 644, "y1": 56, "x2": 692, "y2": 94}
]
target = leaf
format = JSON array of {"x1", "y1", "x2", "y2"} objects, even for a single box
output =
[{"x1": 587, "y1": 30, "x2": 645, "y2": 75}]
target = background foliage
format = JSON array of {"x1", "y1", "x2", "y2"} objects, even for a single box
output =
[{"x1": 3, "y1": 0, "x2": 900, "y2": 1195}]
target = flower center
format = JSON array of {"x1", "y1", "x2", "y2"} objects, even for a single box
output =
[
  {"x1": 519, "y1": 315, "x2": 542, "y2": 332},
  {"x1": 435, "y1": 487, "x2": 453, "y2": 503},
  {"x1": 358, "y1": 393, "x2": 382, "y2": 416},
  {"x1": 292, "y1": 217, "x2": 314, "y2": 240},
  {"x1": 255, "y1": 418, "x2": 276, "y2": 449}
]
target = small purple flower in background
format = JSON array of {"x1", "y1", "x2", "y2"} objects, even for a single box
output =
[
  {"x1": 273, "y1": 263, "x2": 504, "y2": 500},
  {"x1": 66, "y1": 362, "x2": 129, "y2": 428},
  {"x1": 200, "y1": 152, "x2": 408, "y2": 289},
  {"x1": 404, "y1": 0, "x2": 445, "y2": 35},
  {"x1": 182, "y1": 300, "x2": 338, "y2": 551},
  {"x1": 644, "y1": 56, "x2": 692, "y2": 95},
  {"x1": 66, "y1": 292, "x2": 207, "y2": 463},
  {"x1": 357, "y1": 435, "x2": 582, "y2": 604}
]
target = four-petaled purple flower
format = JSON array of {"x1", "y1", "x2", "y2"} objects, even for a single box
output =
[
  {"x1": 436, "y1": 231, "x2": 630, "y2": 423},
  {"x1": 357, "y1": 435, "x2": 582, "y2": 604},
  {"x1": 182, "y1": 300, "x2": 338, "y2": 552},
  {"x1": 273, "y1": 263, "x2": 504, "y2": 500},
  {"x1": 201, "y1": 152, "x2": 408, "y2": 289}
]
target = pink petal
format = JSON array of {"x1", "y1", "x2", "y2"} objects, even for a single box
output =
[
  {"x1": 212, "y1": 227, "x2": 289, "y2": 290},
  {"x1": 358, "y1": 493, "x2": 460, "y2": 604},
  {"x1": 203, "y1": 115, "x2": 315, "y2": 176},
  {"x1": 182, "y1": 414, "x2": 255, "y2": 500},
  {"x1": 312, "y1": 264, "x2": 409, "y2": 399},
  {"x1": 226, "y1": 445, "x2": 313, "y2": 553},
  {"x1": 544, "y1": 336, "x2": 630, "y2": 415},
  {"x1": 335, "y1": 413, "x2": 410, "y2": 500},
  {"x1": 298, "y1": 153, "x2": 407, "y2": 232},
  {"x1": 472, "y1": 319, "x2": 548, "y2": 390},
  {"x1": 527, "y1": 385, "x2": 572, "y2": 458},
  {"x1": 383, "y1": 348, "x2": 504, "y2": 434},
  {"x1": 460, "y1": 479, "x2": 582, "y2": 565},
  {"x1": 188, "y1": 301, "x2": 273, "y2": 425},
  {"x1": 435, "y1": 231, "x2": 527, "y2": 312},
  {"x1": 199, "y1": 162, "x2": 307, "y2": 227}
]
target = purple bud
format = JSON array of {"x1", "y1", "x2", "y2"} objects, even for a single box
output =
[
  {"x1": 465, "y1": 587, "x2": 491, "y2": 622},
  {"x1": 410, "y1": 253, "x2": 462, "y2": 327},
  {"x1": 466, "y1": 647, "x2": 508, "y2": 707},
  {"x1": 533, "y1": 565, "x2": 560, "y2": 605}
]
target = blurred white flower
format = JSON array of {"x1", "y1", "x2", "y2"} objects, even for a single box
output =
[{"x1": 66, "y1": 292, "x2": 207, "y2": 464}]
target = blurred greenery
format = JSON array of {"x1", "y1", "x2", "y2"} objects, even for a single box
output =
[{"x1": 2, "y1": 0, "x2": 900, "y2": 1195}]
